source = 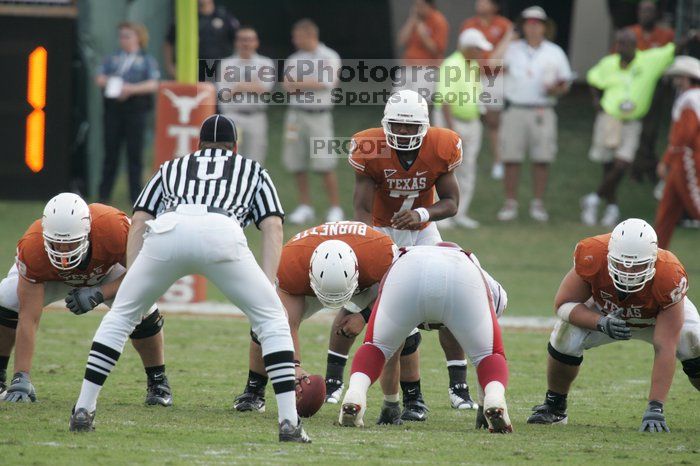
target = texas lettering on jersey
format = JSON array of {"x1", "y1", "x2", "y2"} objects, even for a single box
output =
[
  {"x1": 15, "y1": 204, "x2": 129, "y2": 287},
  {"x1": 574, "y1": 233, "x2": 689, "y2": 327},
  {"x1": 278, "y1": 222, "x2": 396, "y2": 296},
  {"x1": 349, "y1": 126, "x2": 462, "y2": 229}
]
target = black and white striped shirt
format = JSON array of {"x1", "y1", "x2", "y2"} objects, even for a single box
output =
[{"x1": 134, "y1": 148, "x2": 284, "y2": 228}]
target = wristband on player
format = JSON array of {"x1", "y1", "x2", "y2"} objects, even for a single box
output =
[
  {"x1": 359, "y1": 306, "x2": 372, "y2": 323},
  {"x1": 414, "y1": 208, "x2": 430, "y2": 223}
]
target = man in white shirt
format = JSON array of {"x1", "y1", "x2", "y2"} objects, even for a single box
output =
[
  {"x1": 219, "y1": 27, "x2": 275, "y2": 164},
  {"x1": 282, "y1": 19, "x2": 343, "y2": 224},
  {"x1": 498, "y1": 6, "x2": 572, "y2": 222}
]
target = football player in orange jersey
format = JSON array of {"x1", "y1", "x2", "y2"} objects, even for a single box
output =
[
  {"x1": 527, "y1": 219, "x2": 700, "y2": 432},
  {"x1": 0, "y1": 193, "x2": 171, "y2": 405},
  {"x1": 233, "y1": 221, "x2": 427, "y2": 425},
  {"x1": 350, "y1": 89, "x2": 488, "y2": 420}
]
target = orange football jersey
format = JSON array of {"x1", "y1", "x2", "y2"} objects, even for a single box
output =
[
  {"x1": 348, "y1": 127, "x2": 462, "y2": 229},
  {"x1": 574, "y1": 233, "x2": 688, "y2": 327},
  {"x1": 277, "y1": 221, "x2": 396, "y2": 296},
  {"x1": 16, "y1": 204, "x2": 129, "y2": 287},
  {"x1": 460, "y1": 15, "x2": 512, "y2": 59}
]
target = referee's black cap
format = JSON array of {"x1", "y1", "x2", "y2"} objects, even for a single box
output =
[{"x1": 199, "y1": 114, "x2": 238, "y2": 143}]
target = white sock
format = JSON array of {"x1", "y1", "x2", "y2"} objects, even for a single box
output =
[
  {"x1": 446, "y1": 359, "x2": 467, "y2": 368},
  {"x1": 484, "y1": 381, "x2": 505, "y2": 400},
  {"x1": 276, "y1": 391, "x2": 298, "y2": 426},
  {"x1": 75, "y1": 379, "x2": 102, "y2": 412},
  {"x1": 384, "y1": 393, "x2": 400, "y2": 403},
  {"x1": 348, "y1": 372, "x2": 372, "y2": 396}
]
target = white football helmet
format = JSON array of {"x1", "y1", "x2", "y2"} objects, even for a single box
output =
[
  {"x1": 309, "y1": 240, "x2": 359, "y2": 309},
  {"x1": 607, "y1": 218, "x2": 658, "y2": 293},
  {"x1": 381, "y1": 89, "x2": 430, "y2": 151},
  {"x1": 42, "y1": 193, "x2": 91, "y2": 271}
]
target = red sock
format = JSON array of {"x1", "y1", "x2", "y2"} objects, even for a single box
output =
[
  {"x1": 476, "y1": 354, "x2": 509, "y2": 390},
  {"x1": 350, "y1": 344, "x2": 386, "y2": 383}
]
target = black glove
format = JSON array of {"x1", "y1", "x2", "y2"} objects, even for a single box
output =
[
  {"x1": 639, "y1": 400, "x2": 669, "y2": 433},
  {"x1": 596, "y1": 315, "x2": 631, "y2": 340},
  {"x1": 65, "y1": 286, "x2": 104, "y2": 315}
]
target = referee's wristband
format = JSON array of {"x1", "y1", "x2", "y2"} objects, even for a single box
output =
[{"x1": 414, "y1": 208, "x2": 430, "y2": 223}]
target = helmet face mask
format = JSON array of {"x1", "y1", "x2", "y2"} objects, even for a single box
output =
[
  {"x1": 382, "y1": 90, "x2": 430, "y2": 151},
  {"x1": 41, "y1": 193, "x2": 91, "y2": 271},
  {"x1": 606, "y1": 218, "x2": 658, "y2": 294},
  {"x1": 309, "y1": 240, "x2": 359, "y2": 310}
]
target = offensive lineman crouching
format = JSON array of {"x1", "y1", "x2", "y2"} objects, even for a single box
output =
[
  {"x1": 0, "y1": 193, "x2": 169, "y2": 405},
  {"x1": 527, "y1": 219, "x2": 700, "y2": 432}
]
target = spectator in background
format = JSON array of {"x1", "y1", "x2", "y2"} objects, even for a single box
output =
[
  {"x1": 654, "y1": 56, "x2": 700, "y2": 248},
  {"x1": 629, "y1": 0, "x2": 676, "y2": 183},
  {"x1": 461, "y1": 0, "x2": 512, "y2": 180},
  {"x1": 218, "y1": 27, "x2": 274, "y2": 164},
  {"x1": 498, "y1": 6, "x2": 572, "y2": 222},
  {"x1": 164, "y1": 0, "x2": 239, "y2": 80},
  {"x1": 396, "y1": 0, "x2": 448, "y2": 100},
  {"x1": 433, "y1": 29, "x2": 494, "y2": 229},
  {"x1": 581, "y1": 30, "x2": 675, "y2": 227},
  {"x1": 282, "y1": 19, "x2": 343, "y2": 224},
  {"x1": 96, "y1": 22, "x2": 159, "y2": 204}
]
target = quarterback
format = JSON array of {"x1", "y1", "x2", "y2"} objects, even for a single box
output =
[
  {"x1": 0, "y1": 193, "x2": 170, "y2": 405},
  {"x1": 349, "y1": 89, "x2": 486, "y2": 418},
  {"x1": 340, "y1": 243, "x2": 512, "y2": 433},
  {"x1": 527, "y1": 219, "x2": 700, "y2": 432},
  {"x1": 234, "y1": 221, "x2": 427, "y2": 425}
]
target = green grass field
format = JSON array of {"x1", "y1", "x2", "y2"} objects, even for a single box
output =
[
  {"x1": 0, "y1": 90, "x2": 698, "y2": 464},
  {"x1": 0, "y1": 314, "x2": 699, "y2": 465}
]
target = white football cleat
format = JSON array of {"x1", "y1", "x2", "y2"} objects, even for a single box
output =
[
  {"x1": 580, "y1": 193, "x2": 600, "y2": 226},
  {"x1": 339, "y1": 390, "x2": 366, "y2": 427},
  {"x1": 454, "y1": 215, "x2": 480, "y2": 229},
  {"x1": 436, "y1": 218, "x2": 455, "y2": 230},
  {"x1": 529, "y1": 199, "x2": 549, "y2": 222},
  {"x1": 483, "y1": 382, "x2": 512, "y2": 434},
  {"x1": 288, "y1": 204, "x2": 315, "y2": 225},
  {"x1": 600, "y1": 204, "x2": 620, "y2": 228}
]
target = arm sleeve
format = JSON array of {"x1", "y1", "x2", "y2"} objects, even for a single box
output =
[
  {"x1": 348, "y1": 137, "x2": 368, "y2": 174},
  {"x1": 133, "y1": 168, "x2": 164, "y2": 216},
  {"x1": 252, "y1": 170, "x2": 285, "y2": 228}
]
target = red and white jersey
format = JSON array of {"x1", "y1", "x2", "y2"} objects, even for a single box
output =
[
  {"x1": 15, "y1": 204, "x2": 129, "y2": 287},
  {"x1": 348, "y1": 127, "x2": 462, "y2": 230},
  {"x1": 574, "y1": 233, "x2": 688, "y2": 327},
  {"x1": 277, "y1": 221, "x2": 395, "y2": 296}
]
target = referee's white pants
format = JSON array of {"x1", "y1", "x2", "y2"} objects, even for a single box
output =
[
  {"x1": 432, "y1": 110, "x2": 482, "y2": 217},
  {"x1": 92, "y1": 207, "x2": 293, "y2": 357}
]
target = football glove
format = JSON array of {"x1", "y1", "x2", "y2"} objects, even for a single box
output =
[
  {"x1": 596, "y1": 315, "x2": 631, "y2": 340},
  {"x1": 639, "y1": 400, "x2": 669, "y2": 433},
  {"x1": 4, "y1": 371, "x2": 37, "y2": 403},
  {"x1": 65, "y1": 286, "x2": 104, "y2": 315}
]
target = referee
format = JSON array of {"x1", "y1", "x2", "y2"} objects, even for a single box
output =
[{"x1": 69, "y1": 115, "x2": 311, "y2": 443}]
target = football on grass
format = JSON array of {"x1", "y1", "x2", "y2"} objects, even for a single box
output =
[{"x1": 296, "y1": 375, "x2": 326, "y2": 418}]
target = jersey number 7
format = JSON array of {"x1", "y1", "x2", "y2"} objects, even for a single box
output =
[{"x1": 390, "y1": 189, "x2": 420, "y2": 215}]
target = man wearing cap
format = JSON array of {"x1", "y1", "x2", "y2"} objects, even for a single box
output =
[
  {"x1": 498, "y1": 6, "x2": 572, "y2": 222},
  {"x1": 655, "y1": 56, "x2": 700, "y2": 248},
  {"x1": 218, "y1": 26, "x2": 275, "y2": 164},
  {"x1": 580, "y1": 30, "x2": 676, "y2": 227},
  {"x1": 433, "y1": 28, "x2": 494, "y2": 229},
  {"x1": 69, "y1": 115, "x2": 312, "y2": 443}
]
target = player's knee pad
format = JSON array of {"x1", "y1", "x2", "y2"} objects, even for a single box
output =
[
  {"x1": 129, "y1": 309, "x2": 164, "y2": 340},
  {"x1": 681, "y1": 356, "x2": 700, "y2": 378},
  {"x1": 250, "y1": 329, "x2": 261, "y2": 345},
  {"x1": 0, "y1": 306, "x2": 18, "y2": 330},
  {"x1": 400, "y1": 332, "x2": 422, "y2": 356},
  {"x1": 547, "y1": 342, "x2": 583, "y2": 367}
]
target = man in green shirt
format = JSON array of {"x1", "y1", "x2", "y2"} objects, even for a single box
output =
[
  {"x1": 432, "y1": 28, "x2": 493, "y2": 229},
  {"x1": 581, "y1": 29, "x2": 675, "y2": 227}
]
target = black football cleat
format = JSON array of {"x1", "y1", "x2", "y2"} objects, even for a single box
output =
[
  {"x1": 233, "y1": 390, "x2": 265, "y2": 413},
  {"x1": 449, "y1": 383, "x2": 478, "y2": 410},
  {"x1": 279, "y1": 418, "x2": 311, "y2": 443},
  {"x1": 69, "y1": 407, "x2": 95, "y2": 432},
  {"x1": 401, "y1": 394, "x2": 429, "y2": 422},
  {"x1": 527, "y1": 402, "x2": 568, "y2": 425},
  {"x1": 376, "y1": 400, "x2": 403, "y2": 425},
  {"x1": 145, "y1": 374, "x2": 173, "y2": 407},
  {"x1": 324, "y1": 377, "x2": 344, "y2": 404}
]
